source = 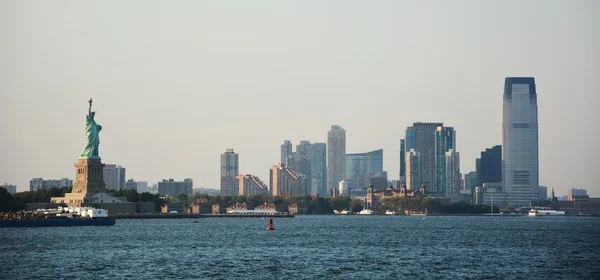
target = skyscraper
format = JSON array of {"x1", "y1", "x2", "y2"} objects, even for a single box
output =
[
  {"x1": 405, "y1": 122, "x2": 443, "y2": 193},
  {"x1": 345, "y1": 149, "x2": 383, "y2": 189},
  {"x1": 311, "y1": 143, "x2": 327, "y2": 196},
  {"x1": 435, "y1": 126, "x2": 456, "y2": 195},
  {"x1": 399, "y1": 139, "x2": 406, "y2": 185},
  {"x1": 103, "y1": 164, "x2": 125, "y2": 190},
  {"x1": 281, "y1": 140, "x2": 292, "y2": 164},
  {"x1": 327, "y1": 125, "x2": 346, "y2": 195},
  {"x1": 463, "y1": 171, "x2": 477, "y2": 191},
  {"x1": 238, "y1": 174, "x2": 268, "y2": 196},
  {"x1": 270, "y1": 163, "x2": 308, "y2": 196},
  {"x1": 476, "y1": 145, "x2": 502, "y2": 186},
  {"x1": 445, "y1": 149, "x2": 461, "y2": 197},
  {"x1": 286, "y1": 152, "x2": 312, "y2": 194},
  {"x1": 406, "y1": 149, "x2": 421, "y2": 190},
  {"x1": 220, "y1": 148, "x2": 239, "y2": 196},
  {"x1": 503, "y1": 77, "x2": 539, "y2": 206}
]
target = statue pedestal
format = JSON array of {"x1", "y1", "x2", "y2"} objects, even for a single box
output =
[{"x1": 72, "y1": 158, "x2": 107, "y2": 195}]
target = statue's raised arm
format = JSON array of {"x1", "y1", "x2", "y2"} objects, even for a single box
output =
[{"x1": 88, "y1": 97, "x2": 93, "y2": 116}]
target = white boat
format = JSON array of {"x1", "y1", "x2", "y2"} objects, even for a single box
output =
[
  {"x1": 334, "y1": 209, "x2": 352, "y2": 215},
  {"x1": 385, "y1": 210, "x2": 398, "y2": 215},
  {"x1": 358, "y1": 209, "x2": 374, "y2": 215},
  {"x1": 528, "y1": 207, "x2": 565, "y2": 216}
]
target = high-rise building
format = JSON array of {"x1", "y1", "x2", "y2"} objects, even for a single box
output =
[
  {"x1": 464, "y1": 171, "x2": 477, "y2": 191},
  {"x1": 137, "y1": 181, "x2": 149, "y2": 193},
  {"x1": 296, "y1": 141, "x2": 312, "y2": 157},
  {"x1": 477, "y1": 145, "x2": 502, "y2": 186},
  {"x1": 568, "y1": 188, "x2": 587, "y2": 198},
  {"x1": 310, "y1": 143, "x2": 327, "y2": 196},
  {"x1": 158, "y1": 178, "x2": 193, "y2": 196},
  {"x1": 270, "y1": 163, "x2": 308, "y2": 196},
  {"x1": 445, "y1": 149, "x2": 461, "y2": 197},
  {"x1": 327, "y1": 125, "x2": 346, "y2": 195},
  {"x1": 435, "y1": 126, "x2": 456, "y2": 195},
  {"x1": 406, "y1": 149, "x2": 421, "y2": 190},
  {"x1": 405, "y1": 122, "x2": 443, "y2": 193},
  {"x1": 103, "y1": 164, "x2": 126, "y2": 190},
  {"x1": 286, "y1": 152, "x2": 312, "y2": 194},
  {"x1": 29, "y1": 178, "x2": 73, "y2": 191},
  {"x1": 220, "y1": 148, "x2": 239, "y2": 196},
  {"x1": 538, "y1": 185, "x2": 548, "y2": 201},
  {"x1": 345, "y1": 149, "x2": 383, "y2": 189},
  {"x1": 281, "y1": 140, "x2": 293, "y2": 164},
  {"x1": 238, "y1": 174, "x2": 269, "y2": 196},
  {"x1": 502, "y1": 77, "x2": 539, "y2": 206},
  {"x1": 399, "y1": 139, "x2": 406, "y2": 185},
  {"x1": 124, "y1": 179, "x2": 137, "y2": 190},
  {"x1": 1, "y1": 183, "x2": 17, "y2": 194}
]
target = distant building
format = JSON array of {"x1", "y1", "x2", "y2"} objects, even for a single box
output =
[
  {"x1": 270, "y1": 163, "x2": 308, "y2": 196},
  {"x1": 463, "y1": 171, "x2": 477, "y2": 191},
  {"x1": 29, "y1": 178, "x2": 73, "y2": 191},
  {"x1": 435, "y1": 126, "x2": 456, "y2": 195},
  {"x1": 158, "y1": 178, "x2": 193, "y2": 196},
  {"x1": 405, "y1": 122, "x2": 444, "y2": 193},
  {"x1": 1, "y1": 183, "x2": 17, "y2": 194},
  {"x1": 237, "y1": 174, "x2": 269, "y2": 196},
  {"x1": 365, "y1": 184, "x2": 425, "y2": 210},
  {"x1": 502, "y1": 77, "x2": 539, "y2": 207},
  {"x1": 405, "y1": 149, "x2": 421, "y2": 190},
  {"x1": 338, "y1": 180, "x2": 348, "y2": 196},
  {"x1": 366, "y1": 171, "x2": 388, "y2": 191},
  {"x1": 538, "y1": 185, "x2": 548, "y2": 201},
  {"x1": 286, "y1": 152, "x2": 312, "y2": 194},
  {"x1": 474, "y1": 182, "x2": 507, "y2": 209},
  {"x1": 310, "y1": 143, "x2": 327, "y2": 196},
  {"x1": 137, "y1": 181, "x2": 149, "y2": 193},
  {"x1": 220, "y1": 148, "x2": 239, "y2": 196},
  {"x1": 346, "y1": 149, "x2": 383, "y2": 189},
  {"x1": 399, "y1": 139, "x2": 406, "y2": 185},
  {"x1": 476, "y1": 145, "x2": 502, "y2": 186},
  {"x1": 568, "y1": 188, "x2": 587, "y2": 199},
  {"x1": 445, "y1": 149, "x2": 461, "y2": 197},
  {"x1": 327, "y1": 125, "x2": 346, "y2": 196},
  {"x1": 103, "y1": 164, "x2": 126, "y2": 190},
  {"x1": 124, "y1": 179, "x2": 137, "y2": 190},
  {"x1": 281, "y1": 140, "x2": 293, "y2": 165}
]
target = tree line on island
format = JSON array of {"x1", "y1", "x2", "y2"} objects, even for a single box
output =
[{"x1": 0, "y1": 187, "x2": 499, "y2": 214}]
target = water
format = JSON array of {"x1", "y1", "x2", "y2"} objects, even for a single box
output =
[{"x1": 1, "y1": 216, "x2": 599, "y2": 280}]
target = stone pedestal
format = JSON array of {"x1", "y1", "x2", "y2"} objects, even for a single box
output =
[{"x1": 72, "y1": 158, "x2": 107, "y2": 195}]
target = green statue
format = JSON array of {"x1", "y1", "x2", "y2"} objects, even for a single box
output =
[{"x1": 80, "y1": 98, "x2": 102, "y2": 159}]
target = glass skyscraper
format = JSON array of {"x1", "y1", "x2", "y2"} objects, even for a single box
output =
[{"x1": 502, "y1": 77, "x2": 539, "y2": 207}]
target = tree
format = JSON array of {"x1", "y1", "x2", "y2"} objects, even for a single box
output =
[{"x1": 0, "y1": 187, "x2": 18, "y2": 212}]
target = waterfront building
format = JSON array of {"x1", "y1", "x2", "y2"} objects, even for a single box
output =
[
  {"x1": 286, "y1": 152, "x2": 312, "y2": 194},
  {"x1": 405, "y1": 122, "x2": 444, "y2": 193},
  {"x1": 158, "y1": 178, "x2": 193, "y2": 196},
  {"x1": 365, "y1": 184, "x2": 426, "y2": 210},
  {"x1": 29, "y1": 178, "x2": 73, "y2": 191},
  {"x1": 270, "y1": 163, "x2": 308, "y2": 196},
  {"x1": 103, "y1": 164, "x2": 126, "y2": 190},
  {"x1": 296, "y1": 141, "x2": 327, "y2": 196},
  {"x1": 124, "y1": 179, "x2": 137, "y2": 190},
  {"x1": 405, "y1": 149, "x2": 421, "y2": 190},
  {"x1": 1, "y1": 183, "x2": 17, "y2": 194},
  {"x1": 399, "y1": 139, "x2": 406, "y2": 185},
  {"x1": 476, "y1": 145, "x2": 502, "y2": 186},
  {"x1": 237, "y1": 174, "x2": 269, "y2": 196},
  {"x1": 502, "y1": 77, "x2": 539, "y2": 206},
  {"x1": 538, "y1": 185, "x2": 548, "y2": 201},
  {"x1": 220, "y1": 148, "x2": 239, "y2": 196},
  {"x1": 327, "y1": 125, "x2": 346, "y2": 195},
  {"x1": 367, "y1": 172, "x2": 388, "y2": 191},
  {"x1": 338, "y1": 180, "x2": 348, "y2": 196},
  {"x1": 464, "y1": 171, "x2": 477, "y2": 191},
  {"x1": 568, "y1": 188, "x2": 587, "y2": 199},
  {"x1": 474, "y1": 182, "x2": 508, "y2": 209},
  {"x1": 281, "y1": 140, "x2": 293, "y2": 165},
  {"x1": 435, "y1": 126, "x2": 456, "y2": 195},
  {"x1": 445, "y1": 149, "x2": 461, "y2": 197},
  {"x1": 345, "y1": 149, "x2": 383, "y2": 189}
]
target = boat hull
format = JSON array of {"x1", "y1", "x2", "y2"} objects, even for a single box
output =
[{"x1": 0, "y1": 218, "x2": 116, "y2": 227}]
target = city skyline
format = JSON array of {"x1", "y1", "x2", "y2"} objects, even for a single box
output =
[{"x1": 1, "y1": 1, "x2": 598, "y2": 196}]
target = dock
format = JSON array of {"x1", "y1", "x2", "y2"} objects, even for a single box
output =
[{"x1": 113, "y1": 213, "x2": 295, "y2": 219}]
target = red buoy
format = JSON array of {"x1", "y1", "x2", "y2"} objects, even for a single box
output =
[{"x1": 266, "y1": 218, "x2": 275, "y2": 230}]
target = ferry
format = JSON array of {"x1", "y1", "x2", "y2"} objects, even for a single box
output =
[
  {"x1": 334, "y1": 209, "x2": 352, "y2": 215},
  {"x1": 385, "y1": 210, "x2": 398, "y2": 215},
  {"x1": 528, "y1": 207, "x2": 565, "y2": 217},
  {"x1": 357, "y1": 209, "x2": 374, "y2": 215},
  {"x1": 0, "y1": 207, "x2": 116, "y2": 227}
]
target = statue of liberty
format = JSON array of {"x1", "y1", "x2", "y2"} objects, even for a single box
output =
[{"x1": 81, "y1": 98, "x2": 102, "y2": 159}]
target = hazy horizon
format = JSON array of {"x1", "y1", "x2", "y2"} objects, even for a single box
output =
[{"x1": 1, "y1": 1, "x2": 599, "y2": 196}]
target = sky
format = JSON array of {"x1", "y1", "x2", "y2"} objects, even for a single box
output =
[{"x1": 1, "y1": 0, "x2": 599, "y2": 197}]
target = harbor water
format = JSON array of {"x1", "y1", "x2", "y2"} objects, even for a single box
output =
[{"x1": 1, "y1": 215, "x2": 599, "y2": 279}]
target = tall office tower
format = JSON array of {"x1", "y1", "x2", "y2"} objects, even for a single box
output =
[
  {"x1": 220, "y1": 148, "x2": 239, "y2": 196},
  {"x1": 476, "y1": 145, "x2": 502, "y2": 186},
  {"x1": 296, "y1": 141, "x2": 312, "y2": 157},
  {"x1": 538, "y1": 185, "x2": 548, "y2": 201},
  {"x1": 327, "y1": 125, "x2": 346, "y2": 195},
  {"x1": 270, "y1": 163, "x2": 308, "y2": 196},
  {"x1": 237, "y1": 174, "x2": 269, "y2": 196},
  {"x1": 405, "y1": 122, "x2": 443, "y2": 193},
  {"x1": 311, "y1": 143, "x2": 327, "y2": 196},
  {"x1": 435, "y1": 126, "x2": 456, "y2": 195},
  {"x1": 103, "y1": 164, "x2": 125, "y2": 190},
  {"x1": 286, "y1": 152, "x2": 312, "y2": 193},
  {"x1": 345, "y1": 149, "x2": 383, "y2": 189},
  {"x1": 503, "y1": 77, "x2": 539, "y2": 206},
  {"x1": 405, "y1": 149, "x2": 421, "y2": 190},
  {"x1": 463, "y1": 171, "x2": 477, "y2": 191},
  {"x1": 399, "y1": 139, "x2": 406, "y2": 185},
  {"x1": 281, "y1": 140, "x2": 293, "y2": 164},
  {"x1": 445, "y1": 149, "x2": 461, "y2": 196}
]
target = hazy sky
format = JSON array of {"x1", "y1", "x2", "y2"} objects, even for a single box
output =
[{"x1": 1, "y1": 1, "x2": 599, "y2": 196}]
